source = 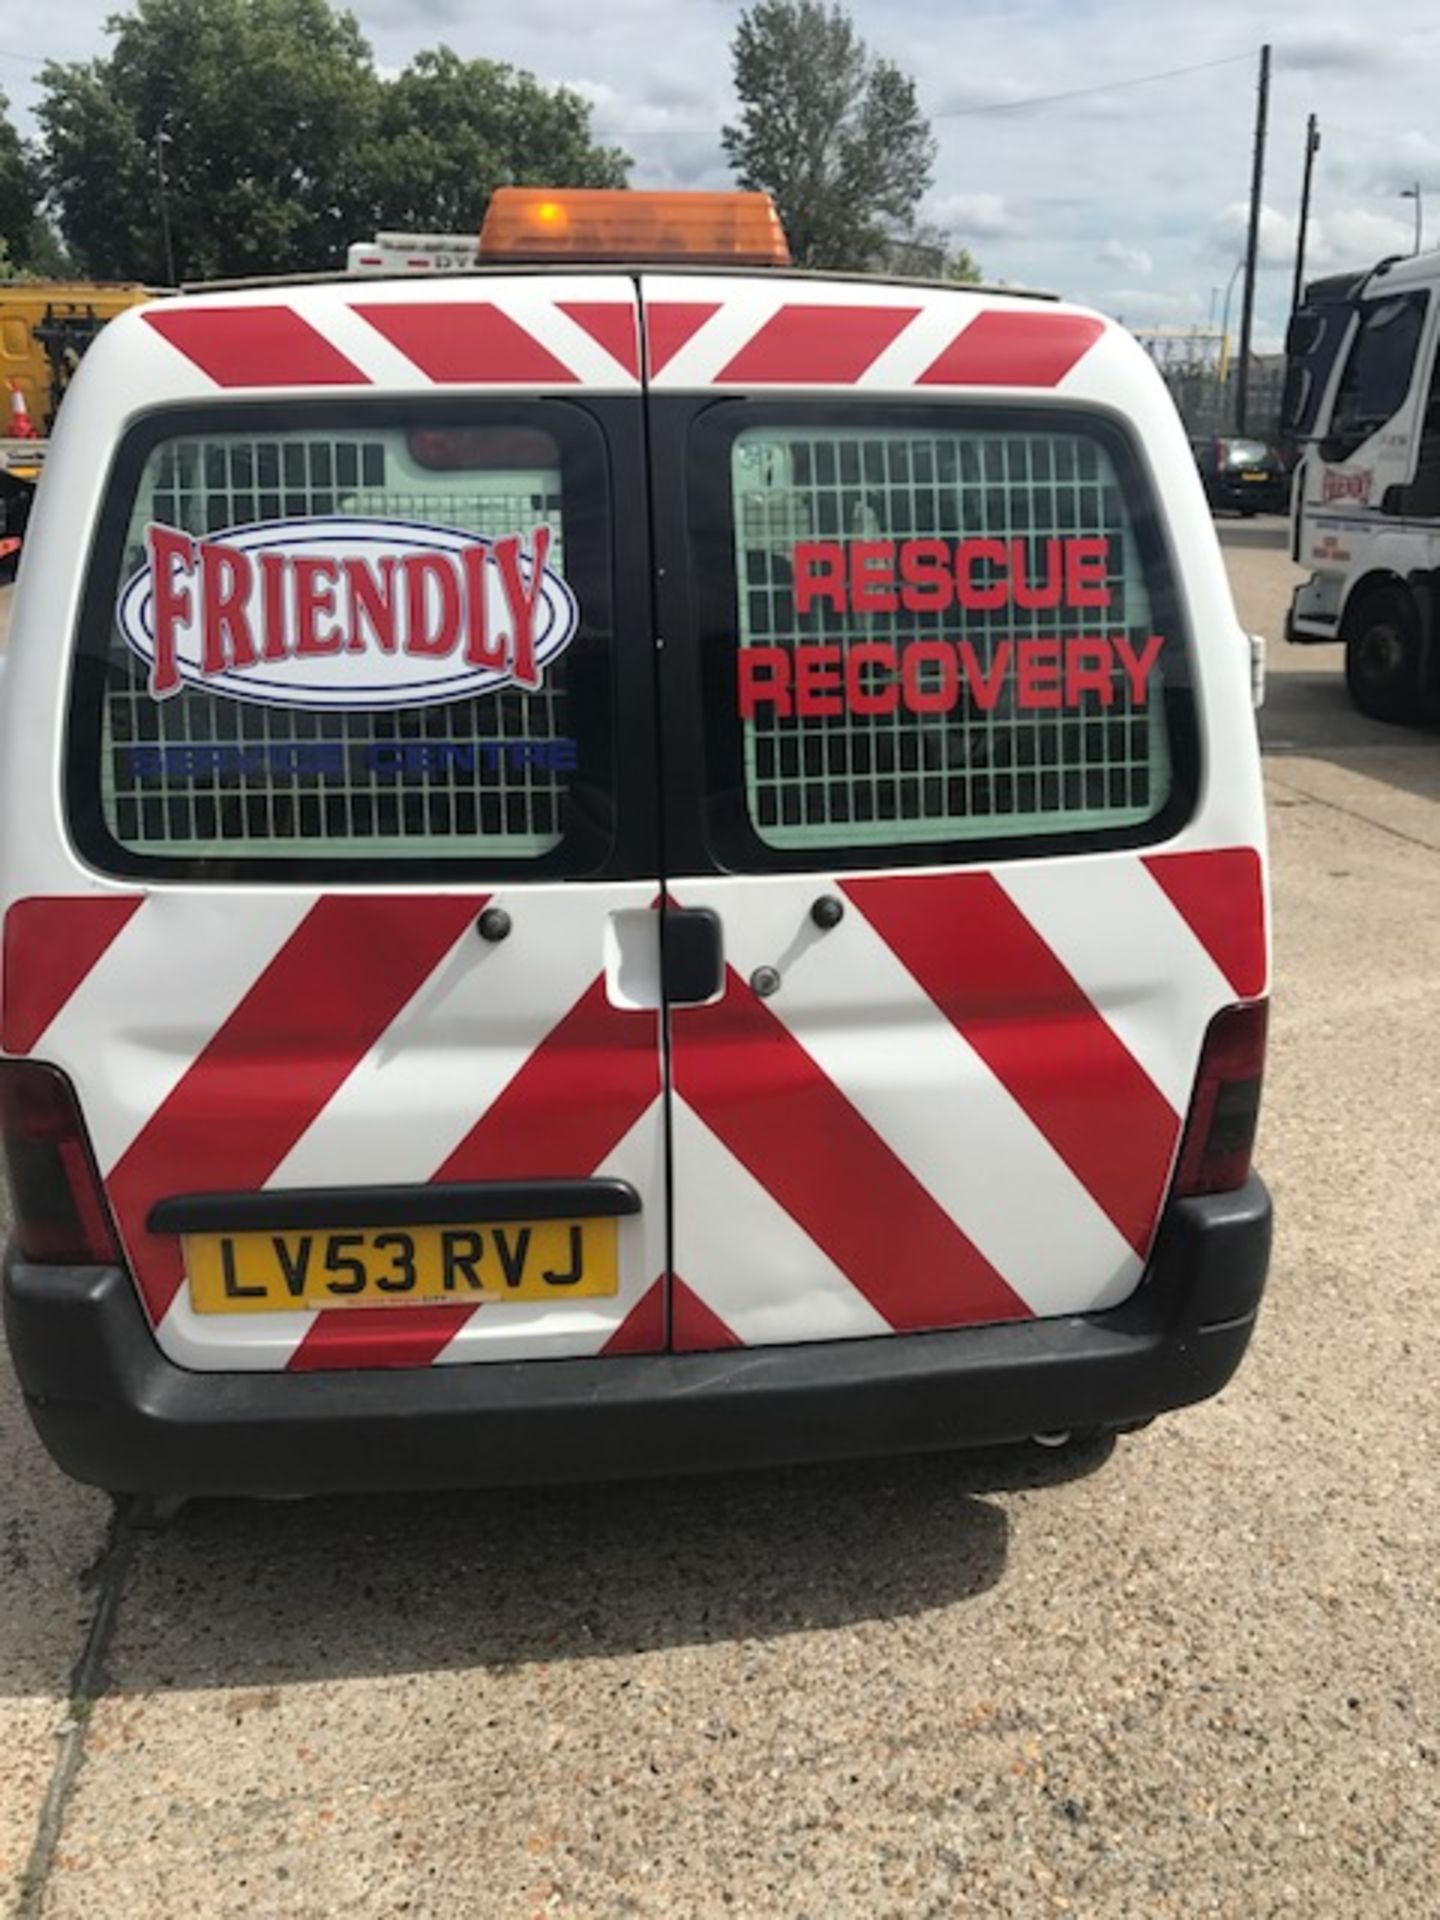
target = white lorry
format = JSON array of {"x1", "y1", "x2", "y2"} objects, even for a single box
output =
[{"x1": 1285, "y1": 250, "x2": 1440, "y2": 721}]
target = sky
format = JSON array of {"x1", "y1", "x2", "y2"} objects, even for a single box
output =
[{"x1": 2, "y1": 0, "x2": 1438, "y2": 350}]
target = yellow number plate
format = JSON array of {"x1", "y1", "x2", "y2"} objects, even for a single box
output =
[{"x1": 186, "y1": 1218, "x2": 618, "y2": 1314}]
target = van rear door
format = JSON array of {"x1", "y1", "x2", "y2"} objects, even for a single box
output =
[
  {"x1": 640, "y1": 278, "x2": 1267, "y2": 1351},
  {"x1": 18, "y1": 280, "x2": 672, "y2": 1372}
]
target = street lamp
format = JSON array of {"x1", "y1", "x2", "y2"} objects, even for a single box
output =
[
  {"x1": 154, "y1": 126, "x2": 177, "y2": 286},
  {"x1": 1212, "y1": 258, "x2": 1246, "y2": 435},
  {"x1": 1400, "y1": 182, "x2": 1423, "y2": 256}
]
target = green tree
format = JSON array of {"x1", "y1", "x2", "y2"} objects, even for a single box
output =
[
  {"x1": 0, "y1": 90, "x2": 46, "y2": 272},
  {"x1": 37, "y1": 0, "x2": 382, "y2": 282},
  {"x1": 362, "y1": 48, "x2": 629, "y2": 236},
  {"x1": 721, "y1": 0, "x2": 936, "y2": 272},
  {"x1": 880, "y1": 224, "x2": 982, "y2": 284}
]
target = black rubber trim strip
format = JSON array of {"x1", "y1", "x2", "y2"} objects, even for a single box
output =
[{"x1": 147, "y1": 1179, "x2": 642, "y2": 1233}]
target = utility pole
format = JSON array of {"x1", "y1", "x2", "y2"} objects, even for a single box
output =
[
  {"x1": 1236, "y1": 42, "x2": 1271, "y2": 436},
  {"x1": 1290, "y1": 113, "x2": 1320, "y2": 318},
  {"x1": 154, "y1": 127, "x2": 177, "y2": 287}
]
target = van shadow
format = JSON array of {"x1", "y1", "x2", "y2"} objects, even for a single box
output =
[
  {"x1": 1261, "y1": 662, "x2": 1440, "y2": 808},
  {"x1": 1213, "y1": 515, "x2": 1292, "y2": 550},
  {"x1": 101, "y1": 1439, "x2": 1114, "y2": 1695}
]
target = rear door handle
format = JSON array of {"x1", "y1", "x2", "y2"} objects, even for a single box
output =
[{"x1": 663, "y1": 907, "x2": 724, "y2": 1007}]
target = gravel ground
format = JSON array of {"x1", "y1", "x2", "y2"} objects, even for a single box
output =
[{"x1": 2, "y1": 524, "x2": 1439, "y2": 1918}]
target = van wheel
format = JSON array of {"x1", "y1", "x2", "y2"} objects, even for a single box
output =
[{"x1": 1344, "y1": 584, "x2": 1424, "y2": 723}]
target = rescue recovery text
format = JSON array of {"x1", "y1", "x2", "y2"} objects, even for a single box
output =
[
  {"x1": 738, "y1": 536, "x2": 1163, "y2": 719},
  {"x1": 792, "y1": 536, "x2": 1112, "y2": 616}
]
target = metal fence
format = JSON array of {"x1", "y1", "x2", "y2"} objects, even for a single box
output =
[{"x1": 1154, "y1": 361, "x2": 1287, "y2": 445}]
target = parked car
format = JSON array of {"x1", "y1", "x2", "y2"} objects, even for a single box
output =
[{"x1": 1191, "y1": 435, "x2": 1289, "y2": 515}]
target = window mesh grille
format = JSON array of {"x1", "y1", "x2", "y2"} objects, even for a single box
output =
[
  {"x1": 732, "y1": 428, "x2": 1173, "y2": 849},
  {"x1": 100, "y1": 433, "x2": 571, "y2": 857}
]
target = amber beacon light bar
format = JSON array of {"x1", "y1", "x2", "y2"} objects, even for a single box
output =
[{"x1": 478, "y1": 188, "x2": 792, "y2": 267}]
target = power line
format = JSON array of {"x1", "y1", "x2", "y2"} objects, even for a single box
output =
[
  {"x1": 591, "y1": 48, "x2": 1261, "y2": 137},
  {"x1": 931, "y1": 50, "x2": 1258, "y2": 119},
  {"x1": 0, "y1": 46, "x2": 45, "y2": 66}
]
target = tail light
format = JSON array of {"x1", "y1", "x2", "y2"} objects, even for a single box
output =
[
  {"x1": 0, "y1": 1062, "x2": 122, "y2": 1264},
  {"x1": 1215, "y1": 438, "x2": 1229, "y2": 469},
  {"x1": 1173, "y1": 1002, "x2": 1268, "y2": 1197}
]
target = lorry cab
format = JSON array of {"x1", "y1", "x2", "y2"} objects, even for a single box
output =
[
  {"x1": 1286, "y1": 249, "x2": 1440, "y2": 719},
  {"x1": 0, "y1": 190, "x2": 1271, "y2": 1498}
]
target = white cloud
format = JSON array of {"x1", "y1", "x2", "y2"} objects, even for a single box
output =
[
  {"x1": 7, "y1": 0, "x2": 1440, "y2": 354},
  {"x1": 1311, "y1": 207, "x2": 1418, "y2": 269},
  {"x1": 928, "y1": 78, "x2": 1037, "y2": 115},
  {"x1": 1100, "y1": 239, "x2": 1152, "y2": 276},
  {"x1": 1098, "y1": 287, "x2": 1205, "y2": 323},
  {"x1": 569, "y1": 73, "x2": 719, "y2": 129},
  {"x1": 1275, "y1": 26, "x2": 1396, "y2": 73},
  {"x1": 925, "y1": 191, "x2": 1015, "y2": 239},
  {"x1": 1208, "y1": 202, "x2": 1298, "y2": 271},
  {"x1": 563, "y1": 75, "x2": 731, "y2": 187},
  {"x1": 1323, "y1": 128, "x2": 1440, "y2": 201}
]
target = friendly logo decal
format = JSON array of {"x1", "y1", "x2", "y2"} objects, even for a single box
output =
[
  {"x1": 118, "y1": 517, "x2": 578, "y2": 710},
  {"x1": 1320, "y1": 467, "x2": 1373, "y2": 506}
]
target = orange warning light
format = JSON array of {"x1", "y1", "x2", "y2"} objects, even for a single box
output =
[{"x1": 479, "y1": 188, "x2": 791, "y2": 267}]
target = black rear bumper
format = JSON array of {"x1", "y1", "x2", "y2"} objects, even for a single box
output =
[
  {"x1": 3, "y1": 1178, "x2": 1271, "y2": 1498},
  {"x1": 1207, "y1": 478, "x2": 1288, "y2": 514}
]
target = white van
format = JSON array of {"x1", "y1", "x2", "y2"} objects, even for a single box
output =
[{"x1": 0, "y1": 189, "x2": 1271, "y2": 1497}]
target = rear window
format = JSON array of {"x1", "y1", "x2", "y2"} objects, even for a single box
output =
[
  {"x1": 691, "y1": 406, "x2": 1197, "y2": 868},
  {"x1": 67, "y1": 401, "x2": 617, "y2": 879}
]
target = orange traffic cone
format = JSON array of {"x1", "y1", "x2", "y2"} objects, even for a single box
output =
[{"x1": 8, "y1": 381, "x2": 38, "y2": 440}]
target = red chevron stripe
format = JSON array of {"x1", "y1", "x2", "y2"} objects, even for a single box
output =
[
  {"x1": 917, "y1": 310, "x2": 1105, "y2": 388},
  {"x1": 3, "y1": 896, "x2": 143, "y2": 1054},
  {"x1": 644, "y1": 302, "x2": 721, "y2": 376},
  {"x1": 716, "y1": 304, "x2": 921, "y2": 384},
  {"x1": 435, "y1": 975, "x2": 659, "y2": 1183},
  {"x1": 354, "y1": 302, "x2": 578, "y2": 383},
  {"x1": 557, "y1": 301, "x2": 640, "y2": 379},
  {"x1": 843, "y1": 873, "x2": 1178, "y2": 1257},
  {"x1": 1143, "y1": 848, "x2": 1266, "y2": 999},
  {"x1": 673, "y1": 968, "x2": 1028, "y2": 1332},
  {"x1": 106, "y1": 896, "x2": 485, "y2": 1325},
  {"x1": 144, "y1": 308, "x2": 369, "y2": 387},
  {"x1": 602, "y1": 1274, "x2": 667, "y2": 1354},
  {"x1": 287, "y1": 1303, "x2": 478, "y2": 1372},
  {"x1": 669, "y1": 1275, "x2": 742, "y2": 1354},
  {"x1": 290, "y1": 974, "x2": 662, "y2": 1369}
]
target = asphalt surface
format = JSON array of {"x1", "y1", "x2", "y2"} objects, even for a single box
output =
[{"x1": 2, "y1": 520, "x2": 1439, "y2": 1918}]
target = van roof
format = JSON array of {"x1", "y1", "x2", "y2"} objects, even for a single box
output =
[{"x1": 179, "y1": 262, "x2": 1061, "y2": 304}]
